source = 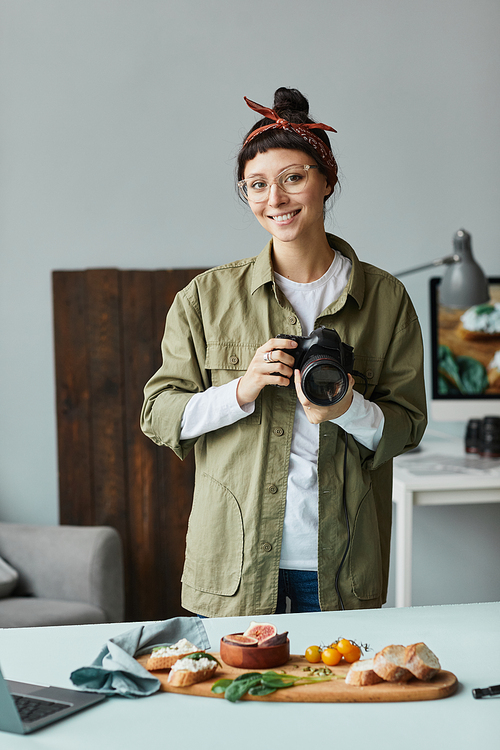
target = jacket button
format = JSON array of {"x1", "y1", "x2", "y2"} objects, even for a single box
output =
[
  {"x1": 366, "y1": 369, "x2": 374, "y2": 379},
  {"x1": 261, "y1": 542, "x2": 272, "y2": 552},
  {"x1": 229, "y1": 355, "x2": 239, "y2": 365},
  {"x1": 288, "y1": 315, "x2": 298, "y2": 325},
  {"x1": 267, "y1": 484, "x2": 278, "y2": 494},
  {"x1": 273, "y1": 427, "x2": 284, "y2": 436}
]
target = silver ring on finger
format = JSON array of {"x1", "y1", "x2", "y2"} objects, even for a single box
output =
[{"x1": 263, "y1": 350, "x2": 276, "y2": 363}]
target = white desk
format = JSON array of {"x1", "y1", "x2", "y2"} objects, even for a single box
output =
[
  {"x1": 0, "y1": 603, "x2": 499, "y2": 749},
  {"x1": 392, "y1": 434, "x2": 500, "y2": 607}
]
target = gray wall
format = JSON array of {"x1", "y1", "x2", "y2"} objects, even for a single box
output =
[{"x1": 1, "y1": 0, "x2": 499, "y2": 607}]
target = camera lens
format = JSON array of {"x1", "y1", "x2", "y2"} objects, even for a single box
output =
[
  {"x1": 480, "y1": 416, "x2": 500, "y2": 457},
  {"x1": 301, "y1": 355, "x2": 349, "y2": 406},
  {"x1": 465, "y1": 419, "x2": 482, "y2": 454}
]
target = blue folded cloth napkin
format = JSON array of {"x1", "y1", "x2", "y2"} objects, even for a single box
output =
[{"x1": 70, "y1": 616, "x2": 210, "y2": 698}]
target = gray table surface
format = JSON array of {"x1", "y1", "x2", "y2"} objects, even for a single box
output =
[{"x1": 0, "y1": 601, "x2": 499, "y2": 749}]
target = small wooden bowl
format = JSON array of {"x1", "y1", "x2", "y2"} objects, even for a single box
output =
[{"x1": 220, "y1": 636, "x2": 290, "y2": 669}]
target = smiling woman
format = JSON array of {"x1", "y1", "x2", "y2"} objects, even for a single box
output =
[
  {"x1": 239, "y1": 149, "x2": 331, "y2": 271},
  {"x1": 140, "y1": 87, "x2": 427, "y2": 618}
]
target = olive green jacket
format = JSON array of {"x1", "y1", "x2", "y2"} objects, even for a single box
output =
[{"x1": 141, "y1": 234, "x2": 427, "y2": 616}]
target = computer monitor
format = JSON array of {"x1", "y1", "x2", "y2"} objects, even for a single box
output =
[{"x1": 429, "y1": 276, "x2": 500, "y2": 421}]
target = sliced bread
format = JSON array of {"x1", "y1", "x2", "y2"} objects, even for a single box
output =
[
  {"x1": 373, "y1": 644, "x2": 412, "y2": 682},
  {"x1": 404, "y1": 642, "x2": 441, "y2": 681},
  {"x1": 345, "y1": 658, "x2": 384, "y2": 686}
]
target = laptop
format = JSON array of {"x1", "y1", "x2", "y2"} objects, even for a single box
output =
[{"x1": 0, "y1": 663, "x2": 106, "y2": 734}]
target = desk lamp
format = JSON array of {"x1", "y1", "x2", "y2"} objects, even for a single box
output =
[{"x1": 395, "y1": 229, "x2": 490, "y2": 307}]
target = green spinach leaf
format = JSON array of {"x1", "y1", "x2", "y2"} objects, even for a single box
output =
[
  {"x1": 211, "y1": 678, "x2": 233, "y2": 694},
  {"x1": 437, "y1": 345, "x2": 488, "y2": 395},
  {"x1": 456, "y1": 356, "x2": 488, "y2": 394},
  {"x1": 224, "y1": 676, "x2": 263, "y2": 703},
  {"x1": 248, "y1": 684, "x2": 277, "y2": 696}
]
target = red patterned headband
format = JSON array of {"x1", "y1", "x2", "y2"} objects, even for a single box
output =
[{"x1": 243, "y1": 96, "x2": 338, "y2": 186}]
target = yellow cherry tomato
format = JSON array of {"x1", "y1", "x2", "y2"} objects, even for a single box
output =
[
  {"x1": 335, "y1": 638, "x2": 353, "y2": 655},
  {"x1": 305, "y1": 645, "x2": 322, "y2": 663},
  {"x1": 343, "y1": 644, "x2": 361, "y2": 663},
  {"x1": 335, "y1": 638, "x2": 362, "y2": 663},
  {"x1": 321, "y1": 646, "x2": 342, "y2": 666}
]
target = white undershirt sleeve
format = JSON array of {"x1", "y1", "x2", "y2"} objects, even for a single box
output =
[
  {"x1": 179, "y1": 378, "x2": 255, "y2": 440},
  {"x1": 330, "y1": 389, "x2": 385, "y2": 451}
]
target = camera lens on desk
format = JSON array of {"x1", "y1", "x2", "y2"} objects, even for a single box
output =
[
  {"x1": 480, "y1": 416, "x2": 500, "y2": 458},
  {"x1": 465, "y1": 419, "x2": 482, "y2": 454}
]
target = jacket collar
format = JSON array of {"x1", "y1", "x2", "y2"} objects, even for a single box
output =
[
  {"x1": 251, "y1": 240, "x2": 275, "y2": 294},
  {"x1": 250, "y1": 233, "x2": 365, "y2": 310}
]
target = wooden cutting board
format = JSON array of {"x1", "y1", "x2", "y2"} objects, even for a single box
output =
[{"x1": 136, "y1": 653, "x2": 458, "y2": 703}]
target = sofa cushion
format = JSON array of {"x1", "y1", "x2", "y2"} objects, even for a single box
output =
[
  {"x1": 0, "y1": 556, "x2": 19, "y2": 598},
  {"x1": 0, "y1": 597, "x2": 106, "y2": 628}
]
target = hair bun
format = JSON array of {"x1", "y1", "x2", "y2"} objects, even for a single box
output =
[{"x1": 273, "y1": 87, "x2": 310, "y2": 121}]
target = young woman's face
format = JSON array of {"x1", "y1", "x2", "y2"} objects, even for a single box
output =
[{"x1": 242, "y1": 148, "x2": 331, "y2": 246}]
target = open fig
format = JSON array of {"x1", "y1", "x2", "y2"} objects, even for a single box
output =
[
  {"x1": 259, "y1": 631, "x2": 288, "y2": 647},
  {"x1": 242, "y1": 621, "x2": 277, "y2": 644},
  {"x1": 222, "y1": 633, "x2": 258, "y2": 646}
]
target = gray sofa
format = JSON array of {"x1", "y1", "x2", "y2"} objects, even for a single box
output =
[{"x1": 0, "y1": 523, "x2": 124, "y2": 628}]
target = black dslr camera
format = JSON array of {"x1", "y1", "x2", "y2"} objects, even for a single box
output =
[{"x1": 276, "y1": 326, "x2": 354, "y2": 406}]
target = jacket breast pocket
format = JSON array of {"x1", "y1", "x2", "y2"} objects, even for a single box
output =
[
  {"x1": 181, "y1": 473, "x2": 243, "y2": 596},
  {"x1": 205, "y1": 342, "x2": 262, "y2": 424}
]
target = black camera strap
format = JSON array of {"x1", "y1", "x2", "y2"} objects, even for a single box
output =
[{"x1": 353, "y1": 370, "x2": 368, "y2": 395}]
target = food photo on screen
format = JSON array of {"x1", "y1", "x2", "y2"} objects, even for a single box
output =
[{"x1": 430, "y1": 277, "x2": 500, "y2": 400}]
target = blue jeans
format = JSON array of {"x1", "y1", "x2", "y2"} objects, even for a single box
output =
[
  {"x1": 275, "y1": 569, "x2": 320, "y2": 613},
  {"x1": 197, "y1": 569, "x2": 320, "y2": 617}
]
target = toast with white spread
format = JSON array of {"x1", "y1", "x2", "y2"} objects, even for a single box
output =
[
  {"x1": 146, "y1": 638, "x2": 199, "y2": 671},
  {"x1": 167, "y1": 653, "x2": 219, "y2": 687}
]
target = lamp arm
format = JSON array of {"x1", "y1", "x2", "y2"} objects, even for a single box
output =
[
  {"x1": 394, "y1": 230, "x2": 489, "y2": 307},
  {"x1": 395, "y1": 254, "x2": 460, "y2": 278}
]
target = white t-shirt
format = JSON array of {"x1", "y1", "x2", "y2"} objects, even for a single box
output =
[{"x1": 180, "y1": 251, "x2": 384, "y2": 570}]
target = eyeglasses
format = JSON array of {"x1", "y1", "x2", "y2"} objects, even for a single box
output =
[{"x1": 238, "y1": 164, "x2": 319, "y2": 203}]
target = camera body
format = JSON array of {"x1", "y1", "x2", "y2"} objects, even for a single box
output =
[{"x1": 276, "y1": 326, "x2": 354, "y2": 406}]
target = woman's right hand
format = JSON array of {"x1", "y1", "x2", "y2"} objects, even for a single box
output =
[{"x1": 236, "y1": 338, "x2": 298, "y2": 407}]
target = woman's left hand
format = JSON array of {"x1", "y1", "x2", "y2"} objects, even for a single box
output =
[{"x1": 294, "y1": 370, "x2": 355, "y2": 424}]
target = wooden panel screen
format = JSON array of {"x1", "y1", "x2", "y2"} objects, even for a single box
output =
[{"x1": 53, "y1": 268, "x2": 206, "y2": 621}]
